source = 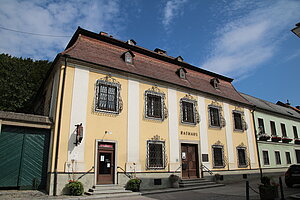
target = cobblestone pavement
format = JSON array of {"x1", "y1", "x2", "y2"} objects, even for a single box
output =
[{"x1": 1, "y1": 176, "x2": 300, "y2": 200}]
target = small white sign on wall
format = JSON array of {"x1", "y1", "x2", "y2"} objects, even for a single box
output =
[
  {"x1": 182, "y1": 152, "x2": 186, "y2": 160},
  {"x1": 100, "y1": 155, "x2": 105, "y2": 162}
]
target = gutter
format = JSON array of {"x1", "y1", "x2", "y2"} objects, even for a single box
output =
[
  {"x1": 251, "y1": 107, "x2": 263, "y2": 179},
  {"x1": 53, "y1": 54, "x2": 70, "y2": 196}
]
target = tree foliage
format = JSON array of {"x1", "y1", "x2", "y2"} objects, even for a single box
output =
[{"x1": 0, "y1": 54, "x2": 52, "y2": 113}]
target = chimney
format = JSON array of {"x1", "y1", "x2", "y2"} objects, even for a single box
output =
[
  {"x1": 100, "y1": 31, "x2": 108, "y2": 36},
  {"x1": 154, "y1": 48, "x2": 167, "y2": 55},
  {"x1": 286, "y1": 99, "x2": 291, "y2": 106}
]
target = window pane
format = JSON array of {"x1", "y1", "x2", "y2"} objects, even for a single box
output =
[
  {"x1": 234, "y1": 112, "x2": 243, "y2": 130},
  {"x1": 148, "y1": 143, "x2": 164, "y2": 168},
  {"x1": 258, "y1": 118, "x2": 265, "y2": 133},
  {"x1": 210, "y1": 107, "x2": 220, "y2": 127},
  {"x1": 146, "y1": 94, "x2": 162, "y2": 118},
  {"x1": 286, "y1": 152, "x2": 291, "y2": 164},
  {"x1": 281, "y1": 123, "x2": 287, "y2": 137},
  {"x1": 263, "y1": 151, "x2": 269, "y2": 165},
  {"x1": 275, "y1": 151, "x2": 281, "y2": 165},
  {"x1": 270, "y1": 121, "x2": 276, "y2": 135},
  {"x1": 238, "y1": 149, "x2": 246, "y2": 166},
  {"x1": 296, "y1": 150, "x2": 300, "y2": 163},
  {"x1": 97, "y1": 84, "x2": 118, "y2": 112},
  {"x1": 213, "y1": 147, "x2": 223, "y2": 167},
  {"x1": 182, "y1": 101, "x2": 194, "y2": 123},
  {"x1": 293, "y1": 126, "x2": 298, "y2": 138}
]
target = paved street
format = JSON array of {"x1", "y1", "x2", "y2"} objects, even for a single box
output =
[{"x1": 1, "y1": 176, "x2": 300, "y2": 200}]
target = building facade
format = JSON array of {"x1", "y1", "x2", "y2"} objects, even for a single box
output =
[
  {"x1": 36, "y1": 27, "x2": 259, "y2": 195},
  {"x1": 241, "y1": 94, "x2": 300, "y2": 171}
]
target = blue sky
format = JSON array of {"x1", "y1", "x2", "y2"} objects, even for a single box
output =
[{"x1": 0, "y1": 0, "x2": 299, "y2": 106}]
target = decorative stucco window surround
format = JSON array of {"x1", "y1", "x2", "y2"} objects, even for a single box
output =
[
  {"x1": 94, "y1": 74, "x2": 123, "y2": 114},
  {"x1": 232, "y1": 107, "x2": 248, "y2": 132},
  {"x1": 146, "y1": 135, "x2": 167, "y2": 170},
  {"x1": 180, "y1": 94, "x2": 200, "y2": 125},
  {"x1": 144, "y1": 86, "x2": 168, "y2": 121},
  {"x1": 212, "y1": 140, "x2": 226, "y2": 168},
  {"x1": 208, "y1": 101, "x2": 226, "y2": 128},
  {"x1": 236, "y1": 143, "x2": 248, "y2": 168}
]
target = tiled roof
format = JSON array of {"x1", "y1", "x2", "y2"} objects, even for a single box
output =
[
  {"x1": 61, "y1": 27, "x2": 251, "y2": 106},
  {"x1": 241, "y1": 93, "x2": 300, "y2": 120}
]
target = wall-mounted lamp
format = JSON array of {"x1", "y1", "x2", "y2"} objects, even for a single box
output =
[{"x1": 74, "y1": 123, "x2": 83, "y2": 146}]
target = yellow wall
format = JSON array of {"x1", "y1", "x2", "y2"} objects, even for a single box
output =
[
  {"x1": 177, "y1": 91, "x2": 200, "y2": 142},
  {"x1": 139, "y1": 82, "x2": 169, "y2": 171},
  {"x1": 84, "y1": 71, "x2": 128, "y2": 171}
]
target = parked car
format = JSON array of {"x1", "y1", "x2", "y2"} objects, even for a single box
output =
[{"x1": 285, "y1": 164, "x2": 300, "y2": 187}]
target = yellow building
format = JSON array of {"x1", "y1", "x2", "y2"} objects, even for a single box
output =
[{"x1": 36, "y1": 27, "x2": 259, "y2": 195}]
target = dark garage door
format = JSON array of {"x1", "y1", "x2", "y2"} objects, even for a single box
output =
[{"x1": 0, "y1": 125, "x2": 50, "y2": 189}]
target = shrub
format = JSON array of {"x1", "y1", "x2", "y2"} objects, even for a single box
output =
[
  {"x1": 125, "y1": 178, "x2": 142, "y2": 192},
  {"x1": 66, "y1": 180, "x2": 84, "y2": 196}
]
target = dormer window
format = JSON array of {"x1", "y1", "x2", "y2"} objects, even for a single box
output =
[
  {"x1": 126, "y1": 39, "x2": 136, "y2": 45},
  {"x1": 210, "y1": 78, "x2": 220, "y2": 89},
  {"x1": 176, "y1": 68, "x2": 187, "y2": 79},
  {"x1": 123, "y1": 51, "x2": 135, "y2": 64},
  {"x1": 175, "y1": 56, "x2": 184, "y2": 62}
]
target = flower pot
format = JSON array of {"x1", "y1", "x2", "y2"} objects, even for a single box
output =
[
  {"x1": 169, "y1": 175, "x2": 180, "y2": 188},
  {"x1": 259, "y1": 185, "x2": 278, "y2": 200}
]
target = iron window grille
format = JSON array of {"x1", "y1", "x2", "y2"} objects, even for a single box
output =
[
  {"x1": 208, "y1": 105, "x2": 225, "y2": 129},
  {"x1": 262, "y1": 151, "x2": 270, "y2": 165},
  {"x1": 146, "y1": 135, "x2": 166, "y2": 169},
  {"x1": 275, "y1": 151, "x2": 281, "y2": 165},
  {"x1": 237, "y1": 147, "x2": 248, "y2": 168},
  {"x1": 180, "y1": 95, "x2": 200, "y2": 125},
  {"x1": 212, "y1": 143, "x2": 225, "y2": 168},
  {"x1": 94, "y1": 74, "x2": 123, "y2": 114},
  {"x1": 144, "y1": 86, "x2": 167, "y2": 121}
]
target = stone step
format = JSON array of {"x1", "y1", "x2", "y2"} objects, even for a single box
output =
[
  {"x1": 87, "y1": 184, "x2": 130, "y2": 195},
  {"x1": 180, "y1": 179, "x2": 212, "y2": 184},
  {"x1": 179, "y1": 181, "x2": 218, "y2": 187},
  {"x1": 84, "y1": 191, "x2": 141, "y2": 199}
]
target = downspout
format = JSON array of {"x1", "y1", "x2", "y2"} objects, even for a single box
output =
[
  {"x1": 53, "y1": 54, "x2": 70, "y2": 196},
  {"x1": 251, "y1": 107, "x2": 263, "y2": 179}
]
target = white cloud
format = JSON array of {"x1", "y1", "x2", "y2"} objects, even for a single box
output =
[
  {"x1": 0, "y1": 0, "x2": 122, "y2": 60},
  {"x1": 162, "y1": 0, "x2": 188, "y2": 29},
  {"x1": 202, "y1": 0, "x2": 300, "y2": 77}
]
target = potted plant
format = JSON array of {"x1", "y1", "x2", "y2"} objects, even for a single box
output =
[
  {"x1": 125, "y1": 178, "x2": 142, "y2": 192},
  {"x1": 214, "y1": 173, "x2": 223, "y2": 183},
  {"x1": 66, "y1": 180, "x2": 84, "y2": 196},
  {"x1": 169, "y1": 174, "x2": 180, "y2": 188},
  {"x1": 271, "y1": 135, "x2": 281, "y2": 142},
  {"x1": 259, "y1": 176, "x2": 278, "y2": 200}
]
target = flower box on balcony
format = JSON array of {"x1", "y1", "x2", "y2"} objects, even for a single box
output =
[
  {"x1": 258, "y1": 133, "x2": 270, "y2": 141},
  {"x1": 282, "y1": 137, "x2": 292, "y2": 143},
  {"x1": 271, "y1": 136, "x2": 281, "y2": 142},
  {"x1": 295, "y1": 139, "x2": 300, "y2": 145}
]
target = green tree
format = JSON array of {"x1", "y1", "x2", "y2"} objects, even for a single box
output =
[{"x1": 0, "y1": 54, "x2": 52, "y2": 113}]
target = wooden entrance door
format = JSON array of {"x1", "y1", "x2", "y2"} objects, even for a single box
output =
[
  {"x1": 97, "y1": 143, "x2": 115, "y2": 184},
  {"x1": 181, "y1": 144, "x2": 199, "y2": 179}
]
